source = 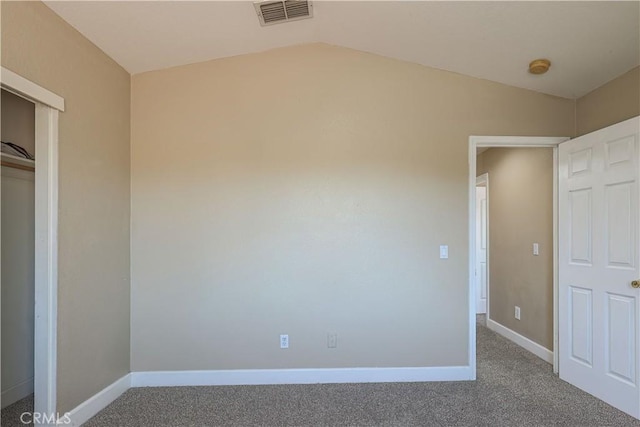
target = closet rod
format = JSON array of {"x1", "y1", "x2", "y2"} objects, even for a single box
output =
[{"x1": 1, "y1": 160, "x2": 35, "y2": 172}]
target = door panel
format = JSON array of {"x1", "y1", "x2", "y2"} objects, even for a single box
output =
[
  {"x1": 607, "y1": 293, "x2": 635, "y2": 384},
  {"x1": 475, "y1": 182, "x2": 487, "y2": 313},
  {"x1": 559, "y1": 116, "x2": 640, "y2": 418},
  {"x1": 606, "y1": 136, "x2": 635, "y2": 167},
  {"x1": 569, "y1": 286, "x2": 592, "y2": 366},
  {"x1": 569, "y1": 148, "x2": 592, "y2": 176},
  {"x1": 606, "y1": 182, "x2": 635, "y2": 268},
  {"x1": 569, "y1": 188, "x2": 592, "y2": 264}
]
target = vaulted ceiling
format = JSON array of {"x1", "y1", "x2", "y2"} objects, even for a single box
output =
[{"x1": 44, "y1": 1, "x2": 640, "y2": 99}]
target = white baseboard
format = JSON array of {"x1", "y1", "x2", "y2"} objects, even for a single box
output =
[
  {"x1": 476, "y1": 300, "x2": 487, "y2": 314},
  {"x1": 1, "y1": 377, "x2": 34, "y2": 409},
  {"x1": 487, "y1": 318, "x2": 553, "y2": 364},
  {"x1": 67, "y1": 374, "x2": 130, "y2": 427},
  {"x1": 131, "y1": 366, "x2": 473, "y2": 388}
]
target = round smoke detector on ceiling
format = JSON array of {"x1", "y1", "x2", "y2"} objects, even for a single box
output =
[{"x1": 529, "y1": 59, "x2": 551, "y2": 75}]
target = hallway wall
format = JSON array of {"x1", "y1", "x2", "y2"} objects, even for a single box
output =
[{"x1": 477, "y1": 147, "x2": 554, "y2": 350}]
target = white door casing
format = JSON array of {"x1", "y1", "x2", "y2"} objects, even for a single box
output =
[
  {"x1": 476, "y1": 175, "x2": 488, "y2": 314},
  {"x1": 559, "y1": 116, "x2": 640, "y2": 418},
  {"x1": 1, "y1": 67, "x2": 63, "y2": 423},
  {"x1": 469, "y1": 136, "x2": 567, "y2": 378}
]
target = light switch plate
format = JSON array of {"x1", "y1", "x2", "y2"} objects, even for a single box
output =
[
  {"x1": 327, "y1": 333, "x2": 337, "y2": 349},
  {"x1": 440, "y1": 245, "x2": 449, "y2": 259},
  {"x1": 533, "y1": 243, "x2": 539, "y2": 256}
]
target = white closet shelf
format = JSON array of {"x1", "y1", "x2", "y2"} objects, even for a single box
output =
[{"x1": 1, "y1": 152, "x2": 35, "y2": 170}]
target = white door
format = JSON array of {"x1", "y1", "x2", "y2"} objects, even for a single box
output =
[
  {"x1": 559, "y1": 116, "x2": 640, "y2": 418},
  {"x1": 476, "y1": 177, "x2": 488, "y2": 314}
]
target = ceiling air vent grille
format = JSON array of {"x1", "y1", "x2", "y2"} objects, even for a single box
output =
[
  {"x1": 255, "y1": 1, "x2": 313, "y2": 26},
  {"x1": 284, "y1": 1, "x2": 310, "y2": 19}
]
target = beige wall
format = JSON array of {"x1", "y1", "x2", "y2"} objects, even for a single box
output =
[
  {"x1": 1, "y1": 1, "x2": 131, "y2": 412},
  {"x1": 1, "y1": 89, "x2": 35, "y2": 156},
  {"x1": 477, "y1": 148, "x2": 554, "y2": 350},
  {"x1": 576, "y1": 66, "x2": 640, "y2": 136},
  {"x1": 131, "y1": 43, "x2": 573, "y2": 371}
]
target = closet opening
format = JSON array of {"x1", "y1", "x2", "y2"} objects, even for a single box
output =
[
  {"x1": 1, "y1": 88, "x2": 36, "y2": 415},
  {"x1": 1, "y1": 67, "x2": 63, "y2": 422}
]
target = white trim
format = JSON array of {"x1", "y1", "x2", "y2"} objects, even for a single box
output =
[
  {"x1": 1, "y1": 67, "x2": 64, "y2": 112},
  {"x1": 487, "y1": 319, "x2": 553, "y2": 364},
  {"x1": 67, "y1": 374, "x2": 131, "y2": 427},
  {"x1": 33, "y1": 105, "x2": 59, "y2": 423},
  {"x1": 471, "y1": 136, "x2": 568, "y2": 148},
  {"x1": 1, "y1": 377, "x2": 35, "y2": 409},
  {"x1": 552, "y1": 148, "x2": 559, "y2": 374},
  {"x1": 130, "y1": 366, "x2": 473, "y2": 388},
  {"x1": 468, "y1": 135, "x2": 569, "y2": 377},
  {"x1": 468, "y1": 142, "x2": 478, "y2": 380}
]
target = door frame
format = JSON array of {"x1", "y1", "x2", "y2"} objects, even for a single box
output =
[
  {"x1": 468, "y1": 136, "x2": 569, "y2": 376},
  {"x1": 1, "y1": 67, "x2": 64, "y2": 419},
  {"x1": 475, "y1": 173, "x2": 488, "y2": 315}
]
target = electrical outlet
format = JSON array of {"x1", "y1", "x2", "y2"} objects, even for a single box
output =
[
  {"x1": 327, "y1": 333, "x2": 337, "y2": 348},
  {"x1": 515, "y1": 306, "x2": 521, "y2": 320},
  {"x1": 280, "y1": 334, "x2": 289, "y2": 349}
]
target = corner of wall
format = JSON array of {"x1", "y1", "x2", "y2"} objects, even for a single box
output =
[{"x1": 573, "y1": 98, "x2": 578, "y2": 138}]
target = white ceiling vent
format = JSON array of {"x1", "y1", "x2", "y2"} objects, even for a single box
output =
[{"x1": 254, "y1": 1, "x2": 313, "y2": 26}]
